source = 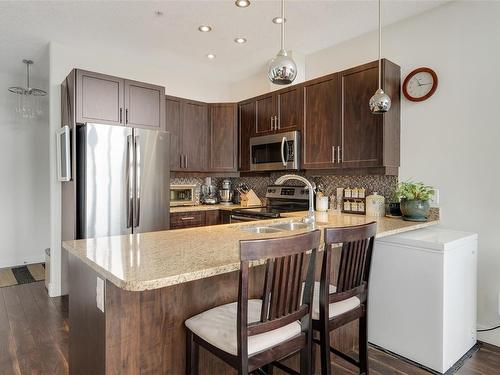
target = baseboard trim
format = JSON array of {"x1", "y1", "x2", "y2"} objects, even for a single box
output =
[
  {"x1": 477, "y1": 323, "x2": 500, "y2": 347},
  {"x1": 369, "y1": 342, "x2": 480, "y2": 375}
]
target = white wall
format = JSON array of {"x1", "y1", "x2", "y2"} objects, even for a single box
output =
[
  {"x1": 0, "y1": 68, "x2": 50, "y2": 268},
  {"x1": 303, "y1": 0, "x2": 500, "y2": 346}
]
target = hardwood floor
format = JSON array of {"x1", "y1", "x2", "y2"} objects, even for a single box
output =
[{"x1": 0, "y1": 281, "x2": 499, "y2": 375}]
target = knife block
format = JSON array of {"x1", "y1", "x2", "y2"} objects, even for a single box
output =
[{"x1": 240, "y1": 189, "x2": 261, "y2": 207}]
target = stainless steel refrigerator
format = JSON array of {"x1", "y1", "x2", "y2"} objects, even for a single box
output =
[{"x1": 75, "y1": 123, "x2": 170, "y2": 238}]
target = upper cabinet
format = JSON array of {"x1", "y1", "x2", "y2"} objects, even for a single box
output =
[
  {"x1": 255, "y1": 94, "x2": 275, "y2": 135},
  {"x1": 338, "y1": 59, "x2": 400, "y2": 173},
  {"x1": 76, "y1": 70, "x2": 124, "y2": 126},
  {"x1": 124, "y1": 80, "x2": 165, "y2": 129},
  {"x1": 238, "y1": 101, "x2": 255, "y2": 172},
  {"x1": 75, "y1": 70, "x2": 165, "y2": 129},
  {"x1": 165, "y1": 96, "x2": 182, "y2": 170},
  {"x1": 254, "y1": 85, "x2": 302, "y2": 136},
  {"x1": 167, "y1": 97, "x2": 239, "y2": 174},
  {"x1": 302, "y1": 74, "x2": 341, "y2": 169},
  {"x1": 276, "y1": 86, "x2": 303, "y2": 132},
  {"x1": 238, "y1": 59, "x2": 400, "y2": 175},
  {"x1": 208, "y1": 104, "x2": 238, "y2": 172}
]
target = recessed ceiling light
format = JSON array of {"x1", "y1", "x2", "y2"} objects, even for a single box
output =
[
  {"x1": 235, "y1": 0, "x2": 250, "y2": 8},
  {"x1": 234, "y1": 37, "x2": 247, "y2": 44},
  {"x1": 272, "y1": 17, "x2": 286, "y2": 24},
  {"x1": 198, "y1": 25, "x2": 212, "y2": 32},
  {"x1": 206, "y1": 54, "x2": 216, "y2": 60}
]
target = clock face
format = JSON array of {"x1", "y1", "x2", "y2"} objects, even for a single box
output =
[{"x1": 403, "y1": 68, "x2": 438, "y2": 102}]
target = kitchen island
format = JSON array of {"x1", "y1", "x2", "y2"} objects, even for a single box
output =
[{"x1": 63, "y1": 212, "x2": 438, "y2": 375}]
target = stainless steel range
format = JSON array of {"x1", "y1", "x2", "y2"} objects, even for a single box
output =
[{"x1": 230, "y1": 185, "x2": 310, "y2": 223}]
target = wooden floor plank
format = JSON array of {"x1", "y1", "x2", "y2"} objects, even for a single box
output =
[
  {"x1": 1, "y1": 286, "x2": 37, "y2": 358},
  {"x1": 0, "y1": 282, "x2": 499, "y2": 375}
]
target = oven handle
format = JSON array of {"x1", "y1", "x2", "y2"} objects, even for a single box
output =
[{"x1": 281, "y1": 136, "x2": 287, "y2": 167}]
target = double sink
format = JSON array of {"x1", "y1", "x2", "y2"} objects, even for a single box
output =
[{"x1": 241, "y1": 221, "x2": 313, "y2": 234}]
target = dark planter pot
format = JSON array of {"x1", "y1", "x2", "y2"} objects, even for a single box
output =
[
  {"x1": 400, "y1": 199, "x2": 430, "y2": 222},
  {"x1": 389, "y1": 202, "x2": 402, "y2": 216}
]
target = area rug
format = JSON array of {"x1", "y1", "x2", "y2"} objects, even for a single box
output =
[{"x1": 0, "y1": 263, "x2": 45, "y2": 288}]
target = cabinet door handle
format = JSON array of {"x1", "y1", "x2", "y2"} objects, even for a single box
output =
[
  {"x1": 332, "y1": 146, "x2": 336, "y2": 163},
  {"x1": 276, "y1": 116, "x2": 280, "y2": 130},
  {"x1": 185, "y1": 155, "x2": 188, "y2": 169},
  {"x1": 181, "y1": 216, "x2": 195, "y2": 221},
  {"x1": 180, "y1": 155, "x2": 183, "y2": 168},
  {"x1": 337, "y1": 146, "x2": 342, "y2": 163},
  {"x1": 119, "y1": 108, "x2": 123, "y2": 124},
  {"x1": 125, "y1": 109, "x2": 129, "y2": 124},
  {"x1": 270, "y1": 116, "x2": 274, "y2": 131}
]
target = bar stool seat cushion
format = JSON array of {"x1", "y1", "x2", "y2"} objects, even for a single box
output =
[
  {"x1": 185, "y1": 299, "x2": 302, "y2": 357},
  {"x1": 305, "y1": 282, "x2": 361, "y2": 320}
]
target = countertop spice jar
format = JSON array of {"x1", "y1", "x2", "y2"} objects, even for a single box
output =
[{"x1": 366, "y1": 192, "x2": 385, "y2": 217}]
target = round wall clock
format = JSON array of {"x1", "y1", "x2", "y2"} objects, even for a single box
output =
[{"x1": 403, "y1": 67, "x2": 438, "y2": 102}]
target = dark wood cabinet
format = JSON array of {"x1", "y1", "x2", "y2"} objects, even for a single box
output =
[
  {"x1": 182, "y1": 100, "x2": 208, "y2": 171},
  {"x1": 208, "y1": 104, "x2": 238, "y2": 172},
  {"x1": 238, "y1": 101, "x2": 255, "y2": 172},
  {"x1": 76, "y1": 70, "x2": 124, "y2": 126},
  {"x1": 166, "y1": 96, "x2": 208, "y2": 172},
  {"x1": 276, "y1": 86, "x2": 302, "y2": 132},
  {"x1": 75, "y1": 70, "x2": 165, "y2": 129},
  {"x1": 301, "y1": 59, "x2": 400, "y2": 175},
  {"x1": 338, "y1": 59, "x2": 401, "y2": 173},
  {"x1": 302, "y1": 74, "x2": 342, "y2": 169},
  {"x1": 255, "y1": 94, "x2": 275, "y2": 135},
  {"x1": 170, "y1": 211, "x2": 206, "y2": 230},
  {"x1": 253, "y1": 86, "x2": 302, "y2": 135},
  {"x1": 165, "y1": 96, "x2": 182, "y2": 170},
  {"x1": 220, "y1": 210, "x2": 231, "y2": 224},
  {"x1": 170, "y1": 209, "x2": 230, "y2": 229},
  {"x1": 205, "y1": 210, "x2": 221, "y2": 226},
  {"x1": 124, "y1": 80, "x2": 165, "y2": 129}
]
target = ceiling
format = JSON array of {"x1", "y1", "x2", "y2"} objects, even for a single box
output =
[{"x1": 0, "y1": 0, "x2": 450, "y2": 84}]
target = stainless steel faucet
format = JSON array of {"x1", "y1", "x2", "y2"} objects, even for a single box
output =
[{"x1": 274, "y1": 174, "x2": 316, "y2": 224}]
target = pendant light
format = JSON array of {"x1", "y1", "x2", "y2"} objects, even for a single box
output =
[
  {"x1": 267, "y1": 0, "x2": 297, "y2": 85},
  {"x1": 369, "y1": 0, "x2": 391, "y2": 114},
  {"x1": 8, "y1": 59, "x2": 47, "y2": 119}
]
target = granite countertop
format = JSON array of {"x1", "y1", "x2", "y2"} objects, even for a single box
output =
[
  {"x1": 62, "y1": 212, "x2": 439, "y2": 292},
  {"x1": 170, "y1": 204, "x2": 244, "y2": 213}
]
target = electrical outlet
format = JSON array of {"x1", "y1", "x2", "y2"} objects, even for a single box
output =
[
  {"x1": 430, "y1": 188, "x2": 440, "y2": 207},
  {"x1": 498, "y1": 292, "x2": 500, "y2": 315},
  {"x1": 96, "y1": 277, "x2": 105, "y2": 312}
]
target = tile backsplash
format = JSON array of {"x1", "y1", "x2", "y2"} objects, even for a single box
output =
[
  {"x1": 171, "y1": 174, "x2": 398, "y2": 205},
  {"x1": 230, "y1": 173, "x2": 398, "y2": 202}
]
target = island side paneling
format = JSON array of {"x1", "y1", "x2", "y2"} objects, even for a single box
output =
[{"x1": 69, "y1": 247, "x2": 355, "y2": 374}]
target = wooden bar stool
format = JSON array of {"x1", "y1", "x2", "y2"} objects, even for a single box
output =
[
  {"x1": 313, "y1": 222, "x2": 377, "y2": 375},
  {"x1": 185, "y1": 230, "x2": 321, "y2": 375}
]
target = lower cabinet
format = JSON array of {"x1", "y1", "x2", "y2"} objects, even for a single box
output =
[
  {"x1": 170, "y1": 209, "x2": 230, "y2": 229},
  {"x1": 170, "y1": 211, "x2": 206, "y2": 230}
]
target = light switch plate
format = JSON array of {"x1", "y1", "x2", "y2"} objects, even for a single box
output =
[{"x1": 96, "y1": 277, "x2": 105, "y2": 312}]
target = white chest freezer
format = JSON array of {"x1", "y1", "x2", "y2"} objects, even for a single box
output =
[{"x1": 368, "y1": 227, "x2": 478, "y2": 374}]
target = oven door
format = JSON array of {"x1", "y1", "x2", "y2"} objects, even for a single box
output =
[{"x1": 250, "y1": 131, "x2": 300, "y2": 171}]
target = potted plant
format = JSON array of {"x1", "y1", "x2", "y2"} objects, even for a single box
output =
[{"x1": 396, "y1": 181, "x2": 435, "y2": 222}]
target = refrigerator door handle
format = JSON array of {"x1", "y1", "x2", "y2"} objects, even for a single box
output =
[
  {"x1": 134, "y1": 135, "x2": 141, "y2": 228},
  {"x1": 126, "y1": 135, "x2": 134, "y2": 228}
]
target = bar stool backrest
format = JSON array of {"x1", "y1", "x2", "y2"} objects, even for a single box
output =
[
  {"x1": 323, "y1": 223, "x2": 377, "y2": 305},
  {"x1": 238, "y1": 230, "x2": 321, "y2": 357}
]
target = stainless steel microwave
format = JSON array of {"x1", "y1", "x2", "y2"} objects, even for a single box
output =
[{"x1": 250, "y1": 131, "x2": 300, "y2": 171}]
